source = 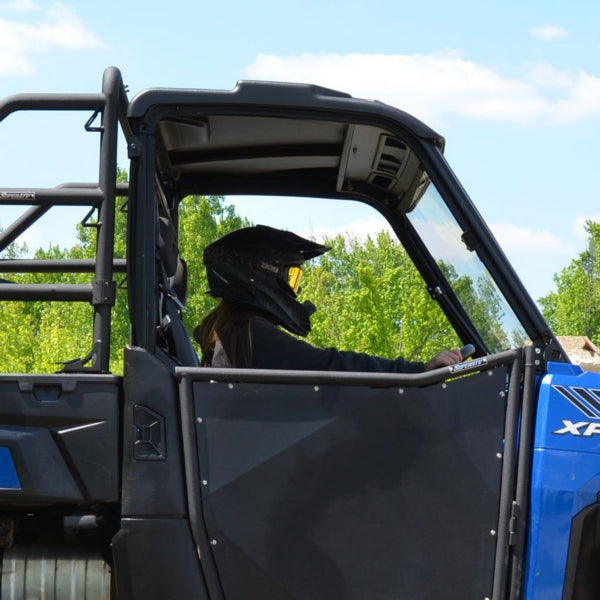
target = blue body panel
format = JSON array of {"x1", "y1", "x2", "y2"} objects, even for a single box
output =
[
  {"x1": 0, "y1": 446, "x2": 20, "y2": 489},
  {"x1": 524, "y1": 362, "x2": 600, "y2": 599}
]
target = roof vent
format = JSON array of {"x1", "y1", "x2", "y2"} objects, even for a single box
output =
[{"x1": 374, "y1": 136, "x2": 408, "y2": 177}]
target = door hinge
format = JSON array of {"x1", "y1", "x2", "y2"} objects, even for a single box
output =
[{"x1": 508, "y1": 501, "x2": 521, "y2": 546}]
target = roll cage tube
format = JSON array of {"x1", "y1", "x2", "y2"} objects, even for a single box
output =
[
  {"x1": 126, "y1": 131, "x2": 158, "y2": 355},
  {"x1": 0, "y1": 66, "x2": 132, "y2": 373}
]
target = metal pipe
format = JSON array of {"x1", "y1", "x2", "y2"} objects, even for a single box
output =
[
  {"x1": 0, "y1": 283, "x2": 92, "y2": 302},
  {"x1": 0, "y1": 94, "x2": 105, "y2": 122},
  {"x1": 0, "y1": 259, "x2": 127, "y2": 273},
  {"x1": 0, "y1": 188, "x2": 104, "y2": 206},
  {"x1": 0, "y1": 205, "x2": 50, "y2": 251},
  {"x1": 90, "y1": 67, "x2": 126, "y2": 372},
  {"x1": 177, "y1": 348, "x2": 518, "y2": 388},
  {"x1": 508, "y1": 345, "x2": 539, "y2": 598},
  {"x1": 491, "y1": 349, "x2": 524, "y2": 600},
  {"x1": 56, "y1": 182, "x2": 129, "y2": 196}
]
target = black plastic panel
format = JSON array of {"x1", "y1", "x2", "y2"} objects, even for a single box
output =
[
  {"x1": 187, "y1": 368, "x2": 508, "y2": 600},
  {"x1": 0, "y1": 374, "x2": 121, "y2": 505},
  {"x1": 121, "y1": 347, "x2": 187, "y2": 516},
  {"x1": 562, "y1": 499, "x2": 600, "y2": 599},
  {"x1": 112, "y1": 518, "x2": 209, "y2": 599}
]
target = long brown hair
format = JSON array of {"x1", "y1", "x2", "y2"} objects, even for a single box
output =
[{"x1": 194, "y1": 300, "x2": 253, "y2": 367}]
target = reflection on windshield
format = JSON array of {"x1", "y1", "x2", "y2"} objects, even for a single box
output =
[{"x1": 407, "y1": 185, "x2": 528, "y2": 353}]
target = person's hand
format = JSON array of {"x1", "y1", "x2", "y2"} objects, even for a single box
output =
[{"x1": 424, "y1": 349, "x2": 463, "y2": 371}]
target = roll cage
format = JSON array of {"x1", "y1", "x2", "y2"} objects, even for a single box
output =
[{"x1": 0, "y1": 66, "x2": 565, "y2": 371}]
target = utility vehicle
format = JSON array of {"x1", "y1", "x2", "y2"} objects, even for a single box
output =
[{"x1": 0, "y1": 67, "x2": 597, "y2": 599}]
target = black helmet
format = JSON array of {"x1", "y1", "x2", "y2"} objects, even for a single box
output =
[{"x1": 203, "y1": 225, "x2": 330, "y2": 336}]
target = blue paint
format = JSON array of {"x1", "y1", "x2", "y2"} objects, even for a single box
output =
[
  {"x1": 524, "y1": 363, "x2": 600, "y2": 599},
  {"x1": 0, "y1": 446, "x2": 20, "y2": 489}
]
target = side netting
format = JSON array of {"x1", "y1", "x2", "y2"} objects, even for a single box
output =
[{"x1": 184, "y1": 366, "x2": 509, "y2": 600}]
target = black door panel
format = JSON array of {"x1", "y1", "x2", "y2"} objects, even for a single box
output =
[{"x1": 182, "y1": 368, "x2": 507, "y2": 599}]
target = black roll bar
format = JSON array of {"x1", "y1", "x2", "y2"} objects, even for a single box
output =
[{"x1": 0, "y1": 67, "x2": 131, "y2": 372}]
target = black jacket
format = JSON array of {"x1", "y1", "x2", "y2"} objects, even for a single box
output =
[{"x1": 228, "y1": 316, "x2": 425, "y2": 373}]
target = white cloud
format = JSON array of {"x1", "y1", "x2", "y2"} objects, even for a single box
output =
[
  {"x1": 488, "y1": 222, "x2": 582, "y2": 298},
  {"x1": 1, "y1": 0, "x2": 38, "y2": 10},
  {"x1": 552, "y1": 70, "x2": 600, "y2": 122},
  {"x1": 526, "y1": 63, "x2": 575, "y2": 89},
  {"x1": 491, "y1": 221, "x2": 574, "y2": 256},
  {"x1": 530, "y1": 24, "x2": 568, "y2": 41},
  {"x1": 0, "y1": 2, "x2": 100, "y2": 75},
  {"x1": 571, "y1": 214, "x2": 600, "y2": 240},
  {"x1": 243, "y1": 52, "x2": 600, "y2": 125},
  {"x1": 0, "y1": 0, "x2": 38, "y2": 11}
]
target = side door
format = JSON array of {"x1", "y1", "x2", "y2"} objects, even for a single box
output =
[{"x1": 178, "y1": 352, "x2": 521, "y2": 600}]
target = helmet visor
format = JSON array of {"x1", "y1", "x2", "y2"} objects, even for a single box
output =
[{"x1": 287, "y1": 265, "x2": 303, "y2": 294}]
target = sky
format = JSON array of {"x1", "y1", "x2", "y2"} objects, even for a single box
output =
[{"x1": 0, "y1": 0, "x2": 599, "y2": 302}]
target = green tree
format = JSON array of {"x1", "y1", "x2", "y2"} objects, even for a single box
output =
[
  {"x1": 0, "y1": 169, "x2": 130, "y2": 373},
  {"x1": 439, "y1": 262, "x2": 511, "y2": 353},
  {"x1": 178, "y1": 195, "x2": 250, "y2": 333},
  {"x1": 540, "y1": 221, "x2": 600, "y2": 343},
  {"x1": 303, "y1": 230, "x2": 460, "y2": 361},
  {"x1": 2, "y1": 194, "x2": 468, "y2": 372},
  {"x1": 0, "y1": 180, "x2": 246, "y2": 373}
]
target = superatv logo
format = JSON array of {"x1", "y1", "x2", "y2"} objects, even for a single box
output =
[{"x1": 552, "y1": 385, "x2": 600, "y2": 436}]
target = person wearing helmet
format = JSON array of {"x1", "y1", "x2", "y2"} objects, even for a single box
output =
[{"x1": 194, "y1": 225, "x2": 463, "y2": 372}]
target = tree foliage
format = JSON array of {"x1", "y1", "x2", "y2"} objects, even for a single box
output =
[
  {"x1": 0, "y1": 175, "x2": 247, "y2": 373},
  {"x1": 439, "y1": 263, "x2": 514, "y2": 353},
  {"x1": 0, "y1": 169, "x2": 130, "y2": 373},
  {"x1": 6, "y1": 179, "x2": 600, "y2": 374},
  {"x1": 177, "y1": 195, "x2": 250, "y2": 333},
  {"x1": 1, "y1": 188, "x2": 466, "y2": 373},
  {"x1": 303, "y1": 231, "x2": 460, "y2": 361},
  {"x1": 540, "y1": 221, "x2": 600, "y2": 343}
]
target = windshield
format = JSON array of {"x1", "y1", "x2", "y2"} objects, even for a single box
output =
[{"x1": 406, "y1": 185, "x2": 528, "y2": 353}]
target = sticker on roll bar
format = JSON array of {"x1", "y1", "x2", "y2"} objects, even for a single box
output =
[
  {"x1": 0, "y1": 192, "x2": 35, "y2": 201},
  {"x1": 449, "y1": 357, "x2": 488, "y2": 374}
]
